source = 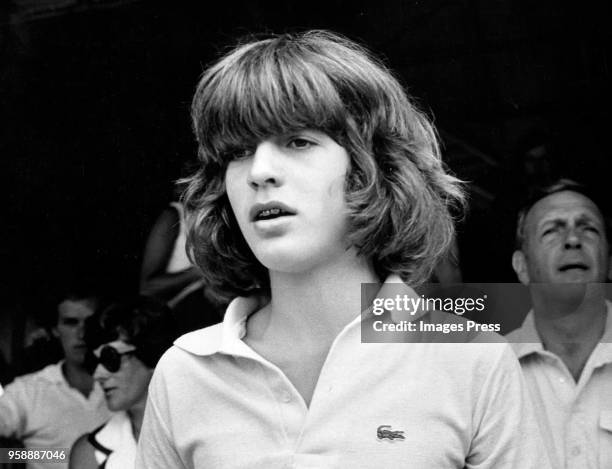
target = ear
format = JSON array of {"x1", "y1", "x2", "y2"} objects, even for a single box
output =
[
  {"x1": 51, "y1": 326, "x2": 60, "y2": 339},
  {"x1": 512, "y1": 250, "x2": 530, "y2": 285},
  {"x1": 607, "y1": 254, "x2": 612, "y2": 281}
]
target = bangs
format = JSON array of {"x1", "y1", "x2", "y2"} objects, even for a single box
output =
[{"x1": 193, "y1": 38, "x2": 351, "y2": 163}]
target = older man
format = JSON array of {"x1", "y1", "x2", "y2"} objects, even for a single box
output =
[{"x1": 507, "y1": 179, "x2": 612, "y2": 468}]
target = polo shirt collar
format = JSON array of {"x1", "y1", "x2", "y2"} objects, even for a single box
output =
[
  {"x1": 510, "y1": 301, "x2": 612, "y2": 366},
  {"x1": 591, "y1": 302, "x2": 612, "y2": 367},
  {"x1": 174, "y1": 275, "x2": 411, "y2": 357},
  {"x1": 507, "y1": 312, "x2": 544, "y2": 359},
  {"x1": 39, "y1": 361, "x2": 68, "y2": 385}
]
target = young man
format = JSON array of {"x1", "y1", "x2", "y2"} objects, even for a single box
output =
[
  {"x1": 137, "y1": 30, "x2": 548, "y2": 468},
  {"x1": 0, "y1": 293, "x2": 111, "y2": 469},
  {"x1": 508, "y1": 179, "x2": 612, "y2": 468}
]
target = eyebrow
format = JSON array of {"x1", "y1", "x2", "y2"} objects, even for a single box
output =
[{"x1": 538, "y1": 214, "x2": 602, "y2": 230}]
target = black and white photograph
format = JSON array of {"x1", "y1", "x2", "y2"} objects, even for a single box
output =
[{"x1": 1, "y1": 1, "x2": 611, "y2": 468}]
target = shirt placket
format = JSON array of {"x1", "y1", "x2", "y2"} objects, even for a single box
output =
[
  {"x1": 543, "y1": 354, "x2": 593, "y2": 469},
  {"x1": 260, "y1": 365, "x2": 308, "y2": 450},
  {"x1": 226, "y1": 330, "x2": 309, "y2": 464}
]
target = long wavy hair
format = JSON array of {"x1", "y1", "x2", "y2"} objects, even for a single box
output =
[{"x1": 182, "y1": 30, "x2": 465, "y2": 301}]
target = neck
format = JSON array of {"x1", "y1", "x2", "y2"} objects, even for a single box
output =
[
  {"x1": 253, "y1": 251, "x2": 379, "y2": 347},
  {"x1": 532, "y1": 286, "x2": 607, "y2": 379},
  {"x1": 62, "y1": 361, "x2": 94, "y2": 397},
  {"x1": 128, "y1": 393, "x2": 148, "y2": 441}
]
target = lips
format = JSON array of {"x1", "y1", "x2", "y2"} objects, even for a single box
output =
[
  {"x1": 249, "y1": 202, "x2": 296, "y2": 222},
  {"x1": 558, "y1": 262, "x2": 589, "y2": 272}
]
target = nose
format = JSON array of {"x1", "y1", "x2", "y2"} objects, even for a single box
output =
[
  {"x1": 564, "y1": 227, "x2": 582, "y2": 249},
  {"x1": 247, "y1": 141, "x2": 284, "y2": 189},
  {"x1": 93, "y1": 363, "x2": 109, "y2": 381},
  {"x1": 76, "y1": 325, "x2": 85, "y2": 340}
]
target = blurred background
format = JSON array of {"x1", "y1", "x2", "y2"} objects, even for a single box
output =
[{"x1": 1, "y1": 0, "x2": 610, "y2": 371}]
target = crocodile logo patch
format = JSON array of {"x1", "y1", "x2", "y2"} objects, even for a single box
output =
[{"x1": 377, "y1": 425, "x2": 405, "y2": 440}]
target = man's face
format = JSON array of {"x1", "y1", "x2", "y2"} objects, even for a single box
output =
[
  {"x1": 513, "y1": 190, "x2": 611, "y2": 285},
  {"x1": 54, "y1": 299, "x2": 95, "y2": 366}
]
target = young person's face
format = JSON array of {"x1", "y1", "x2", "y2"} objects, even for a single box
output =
[
  {"x1": 93, "y1": 340, "x2": 153, "y2": 412},
  {"x1": 54, "y1": 299, "x2": 95, "y2": 366},
  {"x1": 225, "y1": 130, "x2": 350, "y2": 274}
]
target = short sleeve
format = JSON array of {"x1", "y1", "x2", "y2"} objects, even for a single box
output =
[
  {"x1": 135, "y1": 365, "x2": 186, "y2": 469},
  {"x1": 466, "y1": 344, "x2": 552, "y2": 469},
  {"x1": 0, "y1": 379, "x2": 28, "y2": 438}
]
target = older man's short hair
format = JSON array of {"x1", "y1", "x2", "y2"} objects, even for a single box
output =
[{"x1": 514, "y1": 179, "x2": 608, "y2": 250}]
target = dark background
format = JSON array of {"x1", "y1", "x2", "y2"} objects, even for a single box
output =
[{"x1": 1, "y1": 0, "x2": 610, "y2": 365}]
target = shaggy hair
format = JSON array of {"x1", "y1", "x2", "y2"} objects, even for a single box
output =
[{"x1": 182, "y1": 30, "x2": 465, "y2": 300}]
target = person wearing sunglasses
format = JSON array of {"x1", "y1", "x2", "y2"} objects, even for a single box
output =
[{"x1": 69, "y1": 296, "x2": 176, "y2": 469}]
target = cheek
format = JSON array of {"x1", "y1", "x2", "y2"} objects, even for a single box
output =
[
  {"x1": 313, "y1": 161, "x2": 348, "y2": 204},
  {"x1": 57, "y1": 329, "x2": 75, "y2": 344},
  {"x1": 128, "y1": 365, "x2": 153, "y2": 393},
  {"x1": 225, "y1": 168, "x2": 248, "y2": 225},
  {"x1": 332, "y1": 178, "x2": 347, "y2": 206},
  {"x1": 325, "y1": 175, "x2": 349, "y2": 217}
]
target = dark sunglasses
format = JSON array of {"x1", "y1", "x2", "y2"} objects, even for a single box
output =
[{"x1": 95, "y1": 344, "x2": 136, "y2": 373}]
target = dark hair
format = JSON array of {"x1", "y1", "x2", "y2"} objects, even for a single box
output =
[
  {"x1": 182, "y1": 30, "x2": 465, "y2": 300},
  {"x1": 94, "y1": 296, "x2": 177, "y2": 369},
  {"x1": 515, "y1": 178, "x2": 608, "y2": 249},
  {"x1": 45, "y1": 287, "x2": 103, "y2": 329}
]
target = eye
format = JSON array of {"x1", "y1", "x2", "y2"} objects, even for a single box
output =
[
  {"x1": 225, "y1": 146, "x2": 254, "y2": 161},
  {"x1": 287, "y1": 137, "x2": 314, "y2": 150}
]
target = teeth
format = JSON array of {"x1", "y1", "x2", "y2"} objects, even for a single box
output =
[
  {"x1": 260, "y1": 208, "x2": 281, "y2": 217},
  {"x1": 257, "y1": 208, "x2": 286, "y2": 219}
]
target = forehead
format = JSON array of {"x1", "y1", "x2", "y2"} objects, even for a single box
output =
[
  {"x1": 57, "y1": 299, "x2": 94, "y2": 320},
  {"x1": 96, "y1": 339, "x2": 134, "y2": 355},
  {"x1": 195, "y1": 39, "x2": 364, "y2": 164},
  {"x1": 525, "y1": 190, "x2": 604, "y2": 231}
]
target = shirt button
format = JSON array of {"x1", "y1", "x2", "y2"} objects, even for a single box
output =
[
  {"x1": 571, "y1": 446, "x2": 581, "y2": 457},
  {"x1": 558, "y1": 377, "x2": 565, "y2": 383},
  {"x1": 281, "y1": 393, "x2": 292, "y2": 403}
]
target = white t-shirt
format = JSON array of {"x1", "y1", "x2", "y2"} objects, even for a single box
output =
[{"x1": 0, "y1": 361, "x2": 111, "y2": 469}]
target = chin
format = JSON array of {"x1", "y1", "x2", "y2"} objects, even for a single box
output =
[
  {"x1": 67, "y1": 354, "x2": 86, "y2": 366},
  {"x1": 259, "y1": 256, "x2": 317, "y2": 274},
  {"x1": 253, "y1": 244, "x2": 317, "y2": 272},
  {"x1": 106, "y1": 398, "x2": 126, "y2": 412},
  {"x1": 254, "y1": 238, "x2": 348, "y2": 272}
]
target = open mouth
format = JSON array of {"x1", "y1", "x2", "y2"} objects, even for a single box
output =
[
  {"x1": 558, "y1": 263, "x2": 589, "y2": 272},
  {"x1": 250, "y1": 202, "x2": 296, "y2": 222},
  {"x1": 255, "y1": 208, "x2": 293, "y2": 221}
]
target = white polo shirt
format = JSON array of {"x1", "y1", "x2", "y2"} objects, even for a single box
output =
[
  {"x1": 137, "y1": 285, "x2": 549, "y2": 469},
  {"x1": 0, "y1": 361, "x2": 111, "y2": 469},
  {"x1": 507, "y1": 306, "x2": 612, "y2": 469}
]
